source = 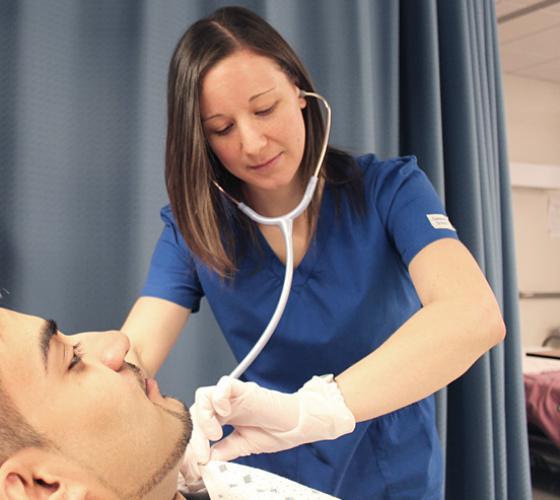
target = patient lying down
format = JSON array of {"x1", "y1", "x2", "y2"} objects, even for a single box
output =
[
  {"x1": 0, "y1": 308, "x2": 336, "y2": 499},
  {"x1": 0, "y1": 307, "x2": 191, "y2": 499}
]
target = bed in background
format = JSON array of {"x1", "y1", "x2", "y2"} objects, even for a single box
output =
[{"x1": 523, "y1": 332, "x2": 560, "y2": 493}]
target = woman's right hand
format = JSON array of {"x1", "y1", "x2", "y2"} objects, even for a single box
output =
[
  {"x1": 190, "y1": 375, "x2": 356, "y2": 463},
  {"x1": 179, "y1": 400, "x2": 219, "y2": 492}
]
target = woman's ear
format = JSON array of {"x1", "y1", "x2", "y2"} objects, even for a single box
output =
[
  {"x1": 0, "y1": 448, "x2": 88, "y2": 500},
  {"x1": 295, "y1": 87, "x2": 307, "y2": 109}
]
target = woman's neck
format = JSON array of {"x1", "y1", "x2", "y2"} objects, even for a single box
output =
[{"x1": 243, "y1": 180, "x2": 305, "y2": 218}]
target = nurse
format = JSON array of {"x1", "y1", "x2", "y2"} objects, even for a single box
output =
[{"x1": 122, "y1": 6, "x2": 505, "y2": 499}]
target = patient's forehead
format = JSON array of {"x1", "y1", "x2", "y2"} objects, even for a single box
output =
[
  {"x1": 0, "y1": 307, "x2": 11, "y2": 344},
  {"x1": 0, "y1": 309, "x2": 46, "y2": 399},
  {"x1": 0, "y1": 306, "x2": 8, "y2": 325},
  {"x1": 0, "y1": 308, "x2": 26, "y2": 337},
  {"x1": 0, "y1": 307, "x2": 41, "y2": 328},
  {"x1": 0, "y1": 308, "x2": 43, "y2": 363}
]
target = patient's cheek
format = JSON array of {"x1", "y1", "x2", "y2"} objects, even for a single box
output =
[{"x1": 48, "y1": 392, "x2": 138, "y2": 448}]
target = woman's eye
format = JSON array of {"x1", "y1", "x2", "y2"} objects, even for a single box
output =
[
  {"x1": 213, "y1": 124, "x2": 233, "y2": 136},
  {"x1": 68, "y1": 343, "x2": 83, "y2": 370},
  {"x1": 256, "y1": 104, "x2": 276, "y2": 116}
]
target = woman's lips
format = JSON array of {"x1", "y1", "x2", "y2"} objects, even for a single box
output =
[{"x1": 249, "y1": 152, "x2": 282, "y2": 170}]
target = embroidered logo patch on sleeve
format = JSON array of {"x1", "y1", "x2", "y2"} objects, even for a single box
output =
[{"x1": 426, "y1": 214, "x2": 456, "y2": 231}]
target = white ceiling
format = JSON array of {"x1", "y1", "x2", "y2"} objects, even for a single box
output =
[{"x1": 496, "y1": 0, "x2": 560, "y2": 84}]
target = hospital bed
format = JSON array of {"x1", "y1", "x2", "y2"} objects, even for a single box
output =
[{"x1": 523, "y1": 331, "x2": 560, "y2": 494}]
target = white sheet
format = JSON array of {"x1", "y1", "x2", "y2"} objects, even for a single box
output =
[{"x1": 200, "y1": 460, "x2": 340, "y2": 500}]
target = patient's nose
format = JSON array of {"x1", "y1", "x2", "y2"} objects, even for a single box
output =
[{"x1": 100, "y1": 331, "x2": 131, "y2": 371}]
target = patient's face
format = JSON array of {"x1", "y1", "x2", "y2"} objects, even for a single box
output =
[{"x1": 0, "y1": 308, "x2": 191, "y2": 498}]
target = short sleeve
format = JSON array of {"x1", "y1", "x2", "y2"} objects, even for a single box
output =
[
  {"x1": 140, "y1": 206, "x2": 204, "y2": 312},
  {"x1": 371, "y1": 155, "x2": 458, "y2": 267}
]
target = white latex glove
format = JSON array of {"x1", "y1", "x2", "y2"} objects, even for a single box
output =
[
  {"x1": 194, "y1": 375, "x2": 356, "y2": 462},
  {"x1": 179, "y1": 399, "x2": 221, "y2": 493}
]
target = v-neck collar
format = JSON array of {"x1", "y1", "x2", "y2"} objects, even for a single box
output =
[{"x1": 254, "y1": 182, "x2": 334, "y2": 289}]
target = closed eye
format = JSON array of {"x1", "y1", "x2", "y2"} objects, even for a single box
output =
[
  {"x1": 255, "y1": 103, "x2": 277, "y2": 116},
  {"x1": 211, "y1": 101, "x2": 277, "y2": 136},
  {"x1": 69, "y1": 342, "x2": 84, "y2": 370},
  {"x1": 214, "y1": 124, "x2": 233, "y2": 136}
]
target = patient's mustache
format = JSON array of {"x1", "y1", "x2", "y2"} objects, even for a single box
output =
[{"x1": 124, "y1": 361, "x2": 146, "y2": 390}]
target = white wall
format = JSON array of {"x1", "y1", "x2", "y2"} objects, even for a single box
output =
[{"x1": 504, "y1": 74, "x2": 560, "y2": 346}]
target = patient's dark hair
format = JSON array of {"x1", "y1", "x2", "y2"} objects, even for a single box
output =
[{"x1": 0, "y1": 378, "x2": 51, "y2": 466}]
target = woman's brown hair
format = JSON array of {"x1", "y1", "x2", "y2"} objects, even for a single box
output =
[{"x1": 166, "y1": 6, "x2": 362, "y2": 277}]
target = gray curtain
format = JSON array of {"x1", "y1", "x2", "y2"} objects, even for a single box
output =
[{"x1": 0, "y1": 1, "x2": 531, "y2": 498}]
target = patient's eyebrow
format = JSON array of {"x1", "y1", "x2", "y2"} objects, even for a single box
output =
[{"x1": 40, "y1": 319, "x2": 58, "y2": 372}]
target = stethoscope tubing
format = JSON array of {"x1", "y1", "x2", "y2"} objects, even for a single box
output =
[{"x1": 214, "y1": 91, "x2": 331, "y2": 379}]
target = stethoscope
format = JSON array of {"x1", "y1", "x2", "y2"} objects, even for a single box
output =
[{"x1": 212, "y1": 90, "x2": 332, "y2": 379}]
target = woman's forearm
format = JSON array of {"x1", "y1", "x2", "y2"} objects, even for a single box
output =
[
  {"x1": 335, "y1": 296, "x2": 505, "y2": 422},
  {"x1": 121, "y1": 296, "x2": 191, "y2": 377},
  {"x1": 335, "y1": 238, "x2": 505, "y2": 422}
]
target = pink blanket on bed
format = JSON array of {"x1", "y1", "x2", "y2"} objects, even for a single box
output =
[{"x1": 524, "y1": 370, "x2": 560, "y2": 448}]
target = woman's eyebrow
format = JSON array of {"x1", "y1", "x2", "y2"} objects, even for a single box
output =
[
  {"x1": 248, "y1": 86, "x2": 275, "y2": 102},
  {"x1": 202, "y1": 86, "x2": 276, "y2": 122},
  {"x1": 39, "y1": 319, "x2": 58, "y2": 373}
]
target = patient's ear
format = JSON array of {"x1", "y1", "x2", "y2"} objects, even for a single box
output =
[{"x1": 0, "y1": 447, "x2": 88, "y2": 499}]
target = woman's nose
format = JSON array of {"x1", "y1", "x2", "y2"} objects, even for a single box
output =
[{"x1": 239, "y1": 121, "x2": 266, "y2": 156}]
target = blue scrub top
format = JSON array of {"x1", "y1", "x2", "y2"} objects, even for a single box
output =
[{"x1": 142, "y1": 154, "x2": 458, "y2": 499}]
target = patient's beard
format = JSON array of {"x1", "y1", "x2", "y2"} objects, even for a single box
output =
[
  {"x1": 125, "y1": 400, "x2": 192, "y2": 500},
  {"x1": 116, "y1": 362, "x2": 193, "y2": 499}
]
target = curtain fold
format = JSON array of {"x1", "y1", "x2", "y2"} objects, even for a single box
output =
[
  {"x1": 0, "y1": 1, "x2": 531, "y2": 497},
  {"x1": 396, "y1": 2, "x2": 531, "y2": 497}
]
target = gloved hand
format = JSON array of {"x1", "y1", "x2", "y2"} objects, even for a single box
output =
[
  {"x1": 179, "y1": 400, "x2": 221, "y2": 493},
  {"x1": 193, "y1": 375, "x2": 356, "y2": 462}
]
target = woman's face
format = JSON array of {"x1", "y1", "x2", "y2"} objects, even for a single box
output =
[{"x1": 200, "y1": 50, "x2": 307, "y2": 198}]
